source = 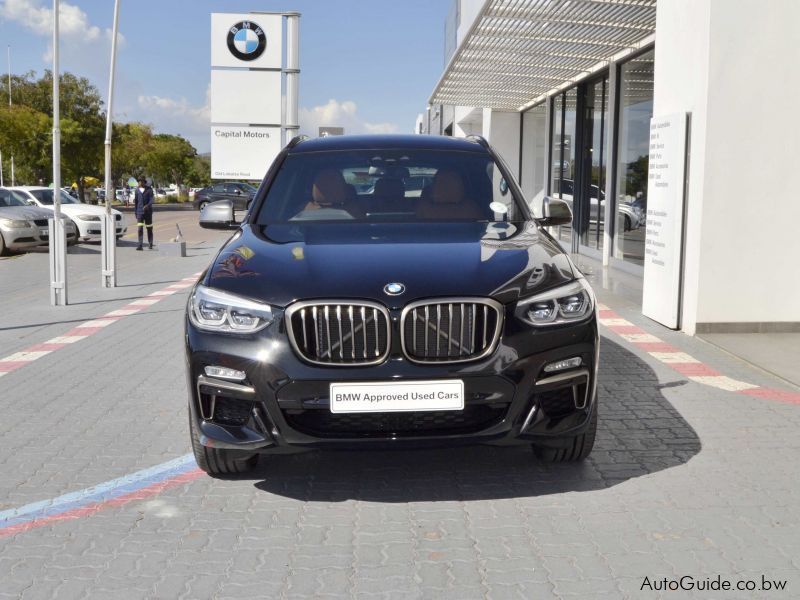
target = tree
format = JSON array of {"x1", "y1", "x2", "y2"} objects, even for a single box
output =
[
  {"x1": 6, "y1": 70, "x2": 205, "y2": 198},
  {"x1": 9, "y1": 70, "x2": 104, "y2": 200},
  {"x1": 185, "y1": 155, "x2": 212, "y2": 188},
  {"x1": 111, "y1": 122, "x2": 155, "y2": 184},
  {"x1": 145, "y1": 134, "x2": 196, "y2": 188},
  {"x1": 0, "y1": 104, "x2": 51, "y2": 184}
]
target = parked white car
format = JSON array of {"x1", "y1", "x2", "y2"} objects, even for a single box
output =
[
  {"x1": 10, "y1": 187, "x2": 128, "y2": 242},
  {"x1": 0, "y1": 188, "x2": 77, "y2": 254}
]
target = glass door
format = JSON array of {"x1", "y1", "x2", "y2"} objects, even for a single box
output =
[
  {"x1": 549, "y1": 89, "x2": 577, "y2": 249},
  {"x1": 548, "y1": 74, "x2": 609, "y2": 255},
  {"x1": 576, "y1": 75, "x2": 608, "y2": 253}
]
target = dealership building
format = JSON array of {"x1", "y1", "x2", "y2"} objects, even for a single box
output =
[{"x1": 422, "y1": 0, "x2": 800, "y2": 336}]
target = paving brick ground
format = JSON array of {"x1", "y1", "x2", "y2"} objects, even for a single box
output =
[{"x1": 0, "y1": 227, "x2": 798, "y2": 599}]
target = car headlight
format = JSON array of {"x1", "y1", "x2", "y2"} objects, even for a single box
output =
[
  {"x1": 189, "y1": 284, "x2": 274, "y2": 334},
  {"x1": 0, "y1": 218, "x2": 30, "y2": 229},
  {"x1": 76, "y1": 214, "x2": 101, "y2": 222},
  {"x1": 518, "y1": 279, "x2": 594, "y2": 326}
]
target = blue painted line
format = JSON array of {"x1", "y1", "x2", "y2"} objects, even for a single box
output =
[{"x1": 0, "y1": 453, "x2": 197, "y2": 529}]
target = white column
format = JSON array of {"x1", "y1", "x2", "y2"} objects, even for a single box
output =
[
  {"x1": 101, "y1": 0, "x2": 121, "y2": 288},
  {"x1": 49, "y1": 0, "x2": 68, "y2": 306}
]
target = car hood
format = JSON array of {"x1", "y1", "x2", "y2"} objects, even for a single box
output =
[
  {"x1": 55, "y1": 204, "x2": 122, "y2": 217},
  {"x1": 0, "y1": 205, "x2": 56, "y2": 221},
  {"x1": 205, "y1": 221, "x2": 576, "y2": 308}
]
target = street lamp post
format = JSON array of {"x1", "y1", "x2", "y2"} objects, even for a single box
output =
[
  {"x1": 49, "y1": 0, "x2": 68, "y2": 306},
  {"x1": 101, "y1": 0, "x2": 121, "y2": 288},
  {"x1": 6, "y1": 46, "x2": 13, "y2": 190}
]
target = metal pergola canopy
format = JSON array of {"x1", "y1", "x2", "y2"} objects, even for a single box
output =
[{"x1": 429, "y1": 0, "x2": 657, "y2": 110}]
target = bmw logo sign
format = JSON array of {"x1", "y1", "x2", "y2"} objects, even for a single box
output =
[
  {"x1": 227, "y1": 21, "x2": 267, "y2": 62},
  {"x1": 384, "y1": 282, "x2": 406, "y2": 296}
]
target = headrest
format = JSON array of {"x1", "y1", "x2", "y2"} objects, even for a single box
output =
[
  {"x1": 430, "y1": 170, "x2": 465, "y2": 205},
  {"x1": 373, "y1": 177, "x2": 405, "y2": 199},
  {"x1": 312, "y1": 169, "x2": 349, "y2": 206},
  {"x1": 386, "y1": 166, "x2": 410, "y2": 179}
]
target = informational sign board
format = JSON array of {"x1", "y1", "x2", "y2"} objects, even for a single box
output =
[
  {"x1": 210, "y1": 126, "x2": 282, "y2": 180},
  {"x1": 319, "y1": 126, "x2": 344, "y2": 137},
  {"x1": 210, "y1": 70, "x2": 282, "y2": 125},
  {"x1": 642, "y1": 113, "x2": 688, "y2": 329},
  {"x1": 210, "y1": 13, "x2": 282, "y2": 69},
  {"x1": 210, "y1": 13, "x2": 288, "y2": 180}
]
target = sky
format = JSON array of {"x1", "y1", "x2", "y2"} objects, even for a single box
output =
[{"x1": 0, "y1": 0, "x2": 451, "y2": 152}]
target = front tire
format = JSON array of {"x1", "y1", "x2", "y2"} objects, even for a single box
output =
[
  {"x1": 533, "y1": 402, "x2": 597, "y2": 462},
  {"x1": 189, "y1": 412, "x2": 259, "y2": 476},
  {"x1": 0, "y1": 232, "x2": 7, "y2": 256}
]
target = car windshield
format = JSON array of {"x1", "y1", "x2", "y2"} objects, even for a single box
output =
[
  {"x1": 254, "y1": 149, "x2": 525, "y2": 224},
  {"x1": 0, "y1": 190, "x2": 27, "y2": 207},
  {"x1": 29, "y1": 189, "x2": 79, "y2": 205}
]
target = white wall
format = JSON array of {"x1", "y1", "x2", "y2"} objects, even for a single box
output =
[
  {"x1": 653, "y1": 0, "x2": 800, "y2": 331},
  {"x1": 697, "y1": 0, "x2": 800, "y2": 325},
  {"x1": 453, "y1": 106, "x2": 482, "y2": 137},
  {"x1": 652, "y1": 0, "x2": 712, "y2": 333},
  {"x1": 482, "y1": 109, "x2": 521, "y2": 181},
  {"x1": 520, "y1": 106, "x2": 548, "y2": 207},
  {"x1": 457, "y1": 0, "x2": 485, "y2": 45}
]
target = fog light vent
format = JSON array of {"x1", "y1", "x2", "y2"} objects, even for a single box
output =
[
  {"x1": 204, "y1": 365, "x2": 246, "y2": 381},
  {"x1": 543, "y1": 357, "x2": 582, "y2": 373},
  {"x1": 213, "y1": 397, "x2": 254, "y2": 427}
]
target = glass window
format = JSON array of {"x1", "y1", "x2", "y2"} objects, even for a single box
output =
[
  {"x1": 579, "y1": 77, "x2": 608, "y2": 250},
  {"x1": 10, "y1": 190, "x2": 33, "y2": 205},
  {"x1": 558, "y1": 87, "x2": 578, "y2": 244},
  {"x1": 520, "y1": 102, "x2": 548, "y2": 215},
  {"x1": 550, "y1": 94, "x2": 563, "y2": 198},
  {"x1": 0, "y1": 189, "x2": 22, "y2": 207},
  {"x1": 29, "y1": 189, "x2": 79, "y2": 205},
  {"x1": 613, "y1": 48, "x2": 654, "y2": 266},
  {"x1": 254, "y1": 149, "x2": 525, "y2": 224}
]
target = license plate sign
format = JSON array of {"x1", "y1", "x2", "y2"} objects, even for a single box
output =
[{"x1": 329, "y1": 380, "x2": 464, "y2": 414}]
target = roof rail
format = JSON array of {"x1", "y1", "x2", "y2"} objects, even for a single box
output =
[
  {"x1": 466, "y1": 134, "x2": 489, "y2": 148},
  {"x1": 286, "y1": 135, "x2": 309, "y2": 149}
]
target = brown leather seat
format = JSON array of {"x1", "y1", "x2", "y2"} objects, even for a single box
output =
[
  {"x1": 415, "y1": 170, "x2": 484, "y2": 220},
  {"x1": 372, "y1": 177, "x2": 407, "y2": 212},
  {"x1": 303, "y1": 169, "x2": 364, "y2": 218}
]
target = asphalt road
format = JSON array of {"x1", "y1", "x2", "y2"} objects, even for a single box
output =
[{"x1": 0, "y1": 216, "x2": 798, "y2": 599}]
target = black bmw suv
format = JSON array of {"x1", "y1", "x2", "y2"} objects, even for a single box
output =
[{"x1": 187, "y1": 134, "x2": 598, "y2": 475}]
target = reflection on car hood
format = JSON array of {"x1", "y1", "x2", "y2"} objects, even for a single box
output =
[
  {"x1": 47, "y1": 204, "x2": 123, "y2": 217},
  {"x1": 0, "y1": 205, "x2": 57, "y2": 221},
  {"x1": 206, "y1": 221, "x2": 575, "y2": 308}
]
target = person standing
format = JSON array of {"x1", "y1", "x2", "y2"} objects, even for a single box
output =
[{"x1": 134, "y1": 176, "x2": 154, "y2": 250}]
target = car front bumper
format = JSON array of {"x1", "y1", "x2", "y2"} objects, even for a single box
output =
[
  {"x1": 1, "y1": 222, "x2": 77, "y2": 249},
  {"x1": 76, "y1": 218, "x2": 127, "y2": 239},
  {"x1": 185, "y1": 303, "x2": 599, "y2": 454}
]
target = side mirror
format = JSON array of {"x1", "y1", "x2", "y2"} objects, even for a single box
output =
[
  {"x1": 540, "y1": 196, "x2": 572, "y2": 226},
  {"x1": 199, "y1": 199, "x2": 238, "y2": 230}
]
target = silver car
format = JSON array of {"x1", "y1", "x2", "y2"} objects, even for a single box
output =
[{"x1": 0, "y1": 188, "x2": 77, "y2": 255}]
